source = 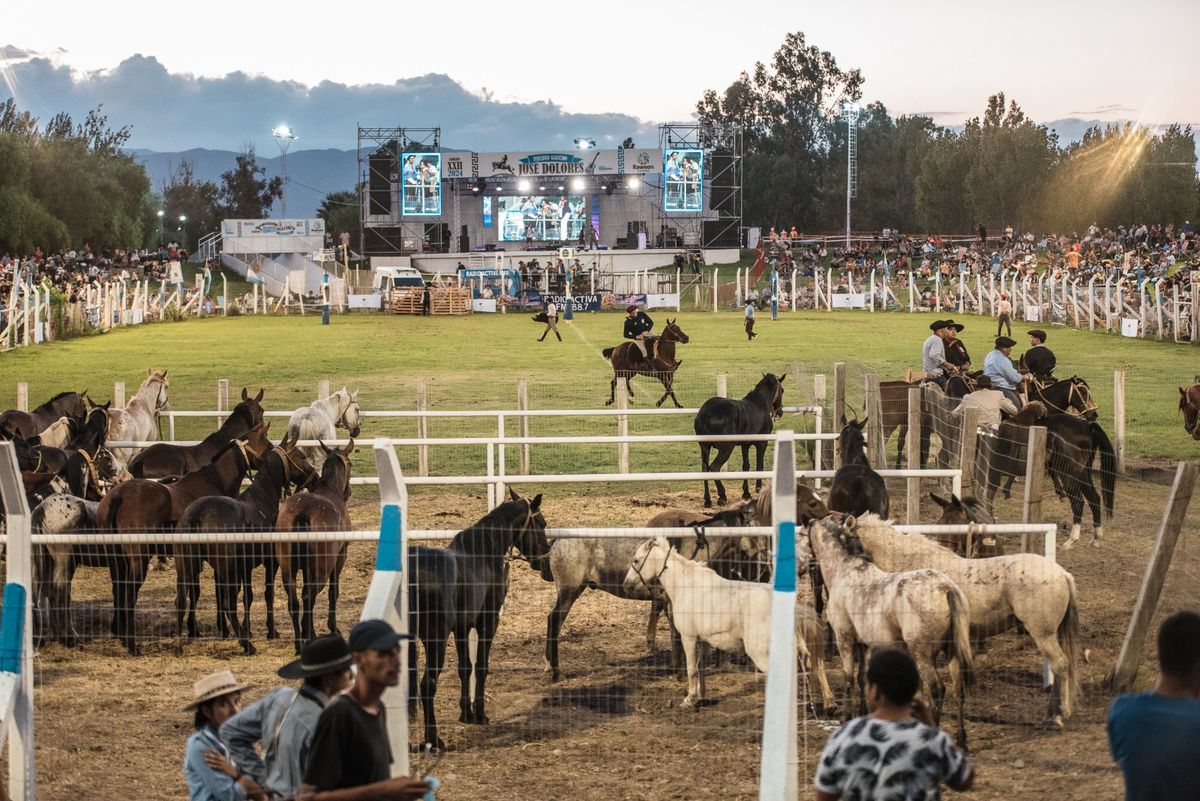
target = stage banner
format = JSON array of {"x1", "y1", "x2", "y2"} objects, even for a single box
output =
[
  {"x1": 401, "y1": 152, "x2": 442, "y2": 216},
  {"x1": 831, "y1": 293, "x2": 866, "y2": 309},
  {"x1": 542, "y1": 293, "x2": 601, "y2": 312},
  {"x1": 470, "y1": 149, "x2": 661, "y2": 179},
  {"x1": 663, "y1": 149, "x2": 703, "y2": 212}
]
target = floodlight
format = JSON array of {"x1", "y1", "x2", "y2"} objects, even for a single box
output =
[
  {"x1": 627, "y1": 177, "x2": 641, "y2": 189},
  {"x1": 574, "y1": 137, "x2": 596, "y2": 150},
  {"x1": 570, "y1": 178, "x2": 585, "y2": 191},
  {"x1": 517, "y1": 179, "x2": 532, "y2": 192}
]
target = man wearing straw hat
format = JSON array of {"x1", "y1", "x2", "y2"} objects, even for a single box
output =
[
  {"x1": 221, "y1": 635, "x2": 354, "y2": 800},
  {"x1": 183, "y1": 669, "x2": 267, "y2": 801}
]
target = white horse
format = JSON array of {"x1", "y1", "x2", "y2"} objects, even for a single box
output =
[
  {"x1": 851, "y1": 513, "x2": 1079, "y2": 728},
  {"x1": 286, "y1": 389, "x2": 361, "y2": 467},
  {"x1": 803, "y1": 514, "x2": 974, "y2": 748},
  {"x1": 37, "y1": 417, "x2": 76, "y2": 449},
  {"x1": 623, "y1": 537, "x2": 834, "y2": 711},
  {"x1": 106, "y1": 369, "x2": 170, "y2": 463}
]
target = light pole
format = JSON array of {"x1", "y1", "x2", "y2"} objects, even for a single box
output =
[
  {"x1": 156, "y1": 209, "x2": 164, "y2": 246},
  {"x1": 273, "y1": 124, "x2": 297, "y2": 218},
  {"x1": 842, "y1": 102, "x2": 860, "y2": 251}
]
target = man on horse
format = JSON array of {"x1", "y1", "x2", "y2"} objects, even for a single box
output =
[
  {"x1": 944, "y1": 320, "x2": 971, "y2": 371},
  {"x1": 983, "y1": 336, "x2": 1032, "y2": 409},
  {"x1": 921, "y1": 320, "x2": 959, "y2": 389},
  {"x1": 624, "y1": 304, "x2": 655, "y2": 366},
  {"x1": 1024, "y1": 329, "x2": 1057, "y2": 382}
]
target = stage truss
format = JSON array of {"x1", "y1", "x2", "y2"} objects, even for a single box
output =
[
  {"x1": 653, "y1": 122, "x2": 743, "y2": 250},
  {"x1": 358, "y1": 126, "x2": 442, "y2": 256}
]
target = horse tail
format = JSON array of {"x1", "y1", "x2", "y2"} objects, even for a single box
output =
[
  {"x1": 945, "y1": 588, "x2": 974, "y2": 690},
  {"x1": 1089, "y1": 423, "x2": 1116, "y2": 518},
  {"x1": 601, "y1": 346, "x2": 616, "y2": 359},
  {"x1": 100, "y1": 492, "x2": 123, "y2": 532},
  {"x1": 1057, "y1": 575, "x2": 1081, "y2": 719}
]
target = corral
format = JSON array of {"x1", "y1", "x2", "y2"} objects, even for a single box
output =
[{"x1": 1, "y1": 310, "x2": 1198, "y2": 800}]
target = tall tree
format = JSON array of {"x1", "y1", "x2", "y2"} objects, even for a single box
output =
[
  {"x1": 218, "y1": 147, "x2": 283, "y2": 219},
  {"x1": 317, "y1": 189, "x2": 361, "y2": 252},
  {"x1": 162, "y1": 160, "x2": 220, "y2": 249}
]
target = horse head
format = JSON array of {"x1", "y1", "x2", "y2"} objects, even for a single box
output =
[
  {"x1": 336, "y1": 389, "x2": 362, "y2": 438},
  {"x1": 625, "y1": 536, "x2": 672, "y2": 594},
  {"x1": 662, "y1": 319, "x2": 689, "y2": 344},
  {"x1": 836, "y1": 417, "x2": 867, "y2": 462},
  {"x1": 796, "y1": 482, "x2": 829, "y2": 524},
  {"x1": 760, "y1": 373, "x2": 786, "y2": 420},
  {"x1": 505, "y1": 488, "x2": 551, "y2": 576},
  {"x1": 238, "y1": 422, "x2": 273, "y2": 469},
  {"x1": 1069, "y1": 377, "x2": 1098, "y2": 421},
  {"x1": 318, "y1": 438, "x2": 355, "y2": 500},
  {"x1": 238, "y1": 388, "x2": 267, "y2": 427},
  {"x1": 1181, "y1": 386, "x2": 1200, "y2": 439},
  {"x1": 145, "y1": 369, "x2": 170, "y2": 412}
]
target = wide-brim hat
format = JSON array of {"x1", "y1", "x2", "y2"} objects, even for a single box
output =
[
  {"x1": 945, "y1": 319, "x2": 965, "y2": 332},
  {"x1": 995, "y1": 336, "x2": 1017, "y2": 348},
  {"x1": 929, "y1": 319, "x2": 951, "y2": 331},
  {"x1": 278, "y1": 634, "x2": 353, "y2": 680},
  {"x1": 185, "y1": 670, "x2": 248, "y2": 710}
]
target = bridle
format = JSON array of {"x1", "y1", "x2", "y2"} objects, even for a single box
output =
[
  {"x1": 274, "y1": 445, "x2": 317, "y2": 496},
  {"x1": 630, "y1": 541, "x2": 672, "y2": 589},
  {"x1": 505, "y1": 499, "x2": 547, "y2": 567},
  {"x1": 234, "y1": 435, "x2": 271, "y2": 470},
  {"x1": 335, "y1": 397, "x2": 359, "y2": 430},
  {"x1": 1034, "y1": 378, "x2": 1096, "y2": 417}
]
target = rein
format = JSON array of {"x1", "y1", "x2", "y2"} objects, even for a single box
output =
[
  {"x1": 631, "y1": 543, "x2": 672, "y2": 589},
  {"x1": 504, "y1": 500, "x2": 544, "y2": 567},
  {"x1": 77, "y1": 448, "x2": 103, "y2": 493}
]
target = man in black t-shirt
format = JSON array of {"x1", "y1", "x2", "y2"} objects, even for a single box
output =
[{"x1": 299, "y1": 619, "x2": 429, "y2": 800}]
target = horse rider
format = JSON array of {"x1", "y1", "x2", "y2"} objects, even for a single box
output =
[
  {"x1": 983, "y1": 336, "x2": 1033, "y2": 409},
  {"x1": 1024, "y1": 329, "x2": 1056, "y2": 382},
  {"x1": 624, "y1": 304, "x2": 655, "y2": 365},
  {"x1": 943, "y1": 320, "x2": 971, "y2": 372},
  {"x1": 952, "y1": 374, "x2": 1017, "y2": 427},
  {"x1": 921, "y1": 320, "x2": 959, "y2": 389}
]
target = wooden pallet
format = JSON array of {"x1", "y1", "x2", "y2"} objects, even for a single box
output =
[{"x1": 390, "y1": 288, "x2": 471, "y2": 315}]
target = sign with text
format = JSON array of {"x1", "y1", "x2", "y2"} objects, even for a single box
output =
[{"x1": 543, "y1": 293, "x2": 601, "y2": 312}]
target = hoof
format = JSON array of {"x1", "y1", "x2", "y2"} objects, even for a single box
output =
[
  {"x1": 241, "y1": 641, "x2": 258, "y2": 657},
  {"x1": 604, "y1": 400, "x2": 614, "y2": 407},
  {"x1": 266, "y1": 629, "x2": 279, "y2": 641},
  {"x1": 1043, "y1": 714, "x2": 1065, "y2": 731},
  {"x1": 680, "y1": 697, "x2": 699, "y2": 710},
  {"x1": 703, "y1": 500, "x2": 713, "y2": 509}
]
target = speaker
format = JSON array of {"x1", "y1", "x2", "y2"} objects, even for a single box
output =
[
  {"x1": 709, "y1": 149, "x2": 735, "y2": 215},
  {"x1": 363, "y1": 226, "x2": 406, "y2": 255},
  {"x1": 702, "y1": 220, "x2": 739, "y2": 248},
  {"x1": 367, "y1": 147, "x2": 398, "y2": 217},
  {"x1": 459, "y1": 224, "x2": 470, "y2": 252}
]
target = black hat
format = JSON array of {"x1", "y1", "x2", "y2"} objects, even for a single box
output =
[
  {"x1": 278, "y1": 634, "x2": 353, "y2": 680},
  {"x1": 944, "y1": 319, "x2": 965, "y2": 332},
  {"x1": 995, "y1": 336, "x2": 1017, "y2": 348},
  {"x1": 929, "y1": 319, "x2": 951, "y2": 331},
  {"x1": 1027, "y1": 329, "x2": 1047, "y2": 342},
  {"x1": 348, "y1": 619, "x2": 414, "y2": 653}
]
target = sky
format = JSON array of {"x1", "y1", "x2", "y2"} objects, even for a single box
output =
[{"x1": 1, "y1": 0, "x2": 1197, "y2": 152}]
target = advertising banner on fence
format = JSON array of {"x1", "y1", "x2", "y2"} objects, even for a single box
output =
[
  {"x1": 832, "y1": 293, "x2": 866, "y2": 309},
  {"x1": 645, "y1": 293, "x2": 680, "y2": 310},
  {"x1": 543, "y1": 293, "x2": 601, "y2": 312},
  {"x1": 472, "y1": 299, "x2": 498, "y2": 313},
  {"x1": 1121, "y1": 317, "x2": 1140, "y2": 337}
]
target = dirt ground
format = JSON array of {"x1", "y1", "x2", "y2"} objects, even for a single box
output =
[{"x1": 21, "y1": 469, "x2": 1200, "y2": 800}]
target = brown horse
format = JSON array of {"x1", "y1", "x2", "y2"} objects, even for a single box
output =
[
  {"x1": 276, "y1": 440, "x2": 355, "y2": 652},
  {"x1": 129, "y1": 388, "x2": 266, "y2": 478},
  {"x1": 603, "y1": 319, "x2": 689, "y2": 408},
  {"x1": 0, "y1": 390, "x2": 89, "y2": 439},
  {"x1": 1179, "y1": 381, "x2": 1200, "y2": 440},
  {"x1": 94, "y1": 424, "x2": 270, "y2": 653},
  {"x1": 929, "y1": 493, "x2": 1002, "y2": 558},
  {"x1": 877, "y1": 380, "x2": 931, "y2": 469}
]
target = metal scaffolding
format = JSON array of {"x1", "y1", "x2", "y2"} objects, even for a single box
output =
[
  {"x1": 652, "y1": 122, "x2": 743, "y2": 250},
  {"x1": 357, "y1": 126, "x2": 441, "y2": 256}
]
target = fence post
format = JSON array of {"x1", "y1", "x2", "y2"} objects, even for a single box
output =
[
  {"x1": 1192, "y1": 271, "x2": 1200, "y2": 343},
  {"x1": 496, "y1": 414, "x2": 507, "y2": 502},
  {"x1": 1021, "y1": 426, "x2": 1048, "y2": 552},
  {"x1": 958, "y1": 407, "x2": 981, "y2": 493},
  {"x1": 113, "y1": 380, "x2": 126, "y2": 410},
  {"x1": 758, "y1": 430, "x2": 797, "y2": 801},
  {"x1": 416, "y1": 380, "x2": 429, "y2": 478},
  {"x1": 317, "y1": 379, "x2": 330, "y2": 400},
  {"x1": 216, "y1": 379, "x2": 229, "y2": 427},
  {"x1": 906, "y1": 387, "x2": 921, "y2": 523},
  {"x1": 616, "y1": 378, "x2": 630, "y2": 474},
  {"x1": 16, "y1": 382, "x2": 28, "y2": 412},
  {"x1": 833, "y1": 363, "x2": 846, "y2": 469},
  {"x1": 1110, "y1": 461, "x2": 1199, "y2": 693},
  {"x1": 813, "y1": 374, "x2": 827, "y2": 481},
  {"x1": 517, "y1": 379, "x2": 530, "y2": 475},
  {"x1": 716, "y1": 373, "x2": 728, "y2": 398},
  {"x1": 0, "y1": 442, "x2": 37, "y2": 800},
  {"x1": 864, "y1": 375, "x2": 884, "y2": 469},
  {"x1": 1113, "y1": 370, "x2": 1126, "y2": 474}
]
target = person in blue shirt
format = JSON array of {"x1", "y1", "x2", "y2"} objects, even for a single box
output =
[
  {"x1": 183, "y1": 670, "x2": 266, "y2": 801},
  {"x1": 1108, "y1": 610, "x2": 1200, "y2": 801},
  {"x1": 982, "y1": 336, "x2": 1032, "y2": 408}
]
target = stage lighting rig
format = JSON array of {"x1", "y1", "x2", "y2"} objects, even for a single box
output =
[{"x1": 574, "y1": 137, "x2": 596, "y2": 150}]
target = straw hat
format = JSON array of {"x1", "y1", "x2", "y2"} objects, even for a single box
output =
[{"x1": 185, "y1": 670, "x2": 248, "y2": 710}]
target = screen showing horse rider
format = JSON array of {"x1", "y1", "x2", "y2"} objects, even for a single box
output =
[
  {"x1": 663, "y1": 149, "x2": 703, "y2": 212},
  {"x1": 401, "y1": 152, "x2": 442, "y2": 216},
  {"x1": 497, "y1": 195, "x2": 586, "y2": 242}
]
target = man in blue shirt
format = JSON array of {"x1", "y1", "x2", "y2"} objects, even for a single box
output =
[
  {"x1": 982, "y1": 336, "x2": 1031, "y2": 408},
  {"x1": 1108, "y1": 610, "x2": 1200, "y2": 801}
]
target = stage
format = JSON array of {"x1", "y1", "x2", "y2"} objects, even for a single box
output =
[{"x1": 377, "y1": 248, "x2": 741, "y2": 276}]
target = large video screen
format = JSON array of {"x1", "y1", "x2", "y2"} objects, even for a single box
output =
[
  {"x1": 401, "y1": 152, "x2": 441, "y2": 216},
  {"x1": 498, "y1": 195, "x2": 587, "y2": 242},
  {"x1": 663, "y1": 148, "x2": 703, "y2": 212}
]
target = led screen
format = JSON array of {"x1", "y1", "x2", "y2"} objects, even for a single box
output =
[
  {"x1": 497, "y1": 195, "x2": 586, "y2": 242},
  {"x1": 663, "y1": 148, "x2": 703, "y2": 212},
  {"x1": 401, "y1": 152, "x2": 441, "y2": 216}
]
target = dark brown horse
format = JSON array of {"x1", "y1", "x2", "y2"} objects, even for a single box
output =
[
  {"x1": 878, "y1": 380, "x2": 931, "y2": 469},
  {"x1": 129, "y1": 388, "x2": 266, "y2": 478},
  {"x1": 603, "y1": 318, "x2": 690, "y2": 408},
  {"x1": 175, "y1": 429, "x2": 314, "y2": 655},
  {"x1": 930, "y1": 493, "x2": 1002, "y2": 558},
  {"x1": 1179, "y1": 381, "x2": 1200, "y2": 440},
  {"x1": 1023, "y1": 376, "x2": 1098, "y2": 421},
  {"x1": 0, "y1": 390, "x2": 88, "y2": 439},
  {"x1": 276, "y1": 440, "x2": 355, "y2": 652}
]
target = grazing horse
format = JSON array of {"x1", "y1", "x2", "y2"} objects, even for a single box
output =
[
  {"x1": 851, "y1": 513, "x2": 1079, "y2": 729},
  {"x1": 287, "y1": 389, "x2": 361, "y2": 468},
  {"x1": 129, "y1": 388, "x2": 265, "y2": 478},
  {"x1": 623, "y1": 537, "x2": 834, "y2": 712},
  {"x1": 1024, "y1": 376, "x2": 1098, "y2": 421},
  {"x1": 603, "y1": 319, "x2": 690, "y2": 408},
  {"x1": 930, "y1": 493, "x2": 1002, "y2": 558},
  {"x1": 803, "y1": 514, "x2": 974, "y2": 748},
  {"x1": 276, "y1": 441, "x2": 356, "y2": 651},
  {"x1": 1178, "y1": 381, "x2": 1200, "y2": 440},
  {"x1": 106, "y1": 370, "x2": 171, "y2": 463},
  {"x1": 0, "y1": 390, "x2": 88, "y2": 440},
  {"x1": 828, "y1": 418, "x2": 889, "y2": 518},
  {"x1": 175, "y1": 430, "x2": 314, "y2": 654},
  {"x1": 694, "y1": 373, "x2": 785, "y2": 507},
  {"x1": 408, "y1": 490, "x2": 551, "y2": 750}
]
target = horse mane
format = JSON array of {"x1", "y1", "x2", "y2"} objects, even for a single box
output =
[
  {"x1": 43, "y1": 391, "x2": 80, "y2": 405},
  {"x1": 959, "y1": 496, "x2": 994, "y2": 524},
  {"x1": 743, "y1": 374, "x2": 778, "y2": 402},
  {"x1": 1011, "y1": 401, "x2": 1048, "y2": 425},
  {"x1": 453, "y1": 499, "x2": 531, "y2": 554},
  {"x1": 827, "y1": 516, "x2": 876, "y2": 563}
]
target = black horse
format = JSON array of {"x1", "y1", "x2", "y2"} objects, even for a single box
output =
[
  {"x1": 694, "y1": 373, "x2": 785, "y2": 507},
  {"x1": 406, "y1": 490, "x2": 552, "y2": 751},
  {"x1": 1024, "y1": 376, "x2": 1098, "y2": 421},
  {"x1": 828, "y1": 418, "x2": 890, "y2": 518}
]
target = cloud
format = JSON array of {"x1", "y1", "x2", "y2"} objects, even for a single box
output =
[
  {"x1": 0, "y1": 45, "x2": 34, "y2": 61},
  {"x1": 1067, "y1": 104, "x2": 1138, "y2": 116},
  {"x1": 0, "y1": 52, "x2": 662, "y2": 152}
]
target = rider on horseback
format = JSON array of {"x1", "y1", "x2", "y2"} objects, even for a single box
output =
[
  {"x1": 625, "y1": 304, "x2": 655, "y2": 366},
  {"x1": 921, "y1": 320, "x2": 959, "y2": 389},
  {"x1": 983, "y1": 336, "x2": 1033, "y2": 409},
  {"x1": 1024, "y1": 329, "x2": 1057, "y2": 383}
]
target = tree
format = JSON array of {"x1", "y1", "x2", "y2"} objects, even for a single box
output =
[
  {"x1": 317, "y1": 189, "x2": 361, "y2": 253},
  {"x1": 162, "y1": 160, "x2": 220, "y2": 250},
  {"x1": 218, "y1": 147, "x2": 283, "y2": 219},
  {"x1": 962, "y1": 94, "x2": 1058, "y2": 231}
]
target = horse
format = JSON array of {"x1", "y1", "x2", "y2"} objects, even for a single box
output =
[
  {"x1": 828, "y1": 418, "x2": 889, "y2": 518},
  {"x1": 802, "y1": 514, "x2": 974, "y2": 748},
  {"x1": 623, "y1": 537, "x2": 834, "y2": 712},
  {"x1": 1024, "y1": 376, "x2": 1098, "y2": 421},
  {"x1": 276, "y1": 440, "x2": 356, "y2": 651},
  {"x1": 407, "y1": 490, "x2": 551, "y2": 750},
  {"x1": 34, "y1": 416, "x2": 80, "y2": 449},
  {"x1": 850, "y1": 513, "x2": 1079, "y2": 729},
  {"x1": 286, "y1": 389, "x2": 361, "y2": 468},
  {"x1": 106, "y1": 370, "x2": 171, "y2": 464},
  {"x1": 877, "y1": 380, "x2": 930, "y2": 469},
  {"x1": 929, "y1": 493, "x2": 1002, "y2": 558},
  {"x1": 602, "y1": 318, "x2": 690, "y2": 408},
  {"x1": 694, "y1": 373, "x2": 785, "y2": 507},
  {"x1": 0, "y1": 390, "x2": 88, "y2": 440},
  {"x1": 173, "y1": 430, "x2": 312, "y2": 653},
  {"x1": 1178, "y1": 381, "x2": 1200, "y2": 440},
  {"x1": 129, "y1": 388, "x2": 265, "y2": 478}
]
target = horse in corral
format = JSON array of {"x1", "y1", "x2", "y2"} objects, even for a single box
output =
[
  {"x1": 33, "y1": 493, "x2": 101, "y2": 646},
  {"x1": 754, "y1": 480, "x2": 831, "y2": 613},
  {"x1": 407, "y1": 490, "x2": 551, "y2": 751},
  {"x1": 850, "y1": 513, "x2": 1079, "y2": 729},
  {"x1": 106, "y1": 370, "x2": 171, "y2": 464},
  {"x1": 1178, "y1": 381, "x2": 1200, "y2": 440},
  {"x1": 828, "y1": 418, "x2": 890, "y2": 518},
  {"x1": 95, "y1": 426, "x2": 269, "y2": 653},
  {"x1": 175, "y1": 430, "x2": 315, "y2": 654},
  {"x1": 16, "y1": 403, "x2": 110, "y2": 479},
  {"x1": 930, "y1": 493, "x2": 1002, "y2": 558},
  {"x1": 877, "y1": 380, "x2": 930, "y2": 469},
  {"x1": 694, "y1": 373, "x2": 785, "y2": 507},
  {"x1": 34, "y1": 416, "x2": 80, "y2": 449},
  {"x1": 1023, "y1": 376, "x2": 1098, "y2": 421},
  {"x1": 603, "y1": 318, "x2": 690, "y2": 408},
  {"x1": 803, "y1": 514, "x2": 974, "y2": 749},
  {"x1": 276, "y1": 440, "x2": 356, "y2": 651},
  {"x1": 623, "y1": 537, "x2": 834, "y2": 713},
  {"x1": 130, "y1": 388, "x2": 265, "y2": 479},
  {"x1": 0, "y1": 390, "x2": 88, "y2": 440},
  {"x1": 287, "y1": 389, "x2": 361, "y2": 468}
]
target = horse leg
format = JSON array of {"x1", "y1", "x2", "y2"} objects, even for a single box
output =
[
  {"x1": 753, "y1": 441, "x2": 767, "y2": 495},
  {"x1": 264, "y1": 555, "x2": 279, "y2": 640},
  {"x1": 1079, "y1": 474, "x2": 1104, "y2": 546},
  {"x1": 187, "y1": 554, "x2": 202, "y2": 640},
  {"x1": 680, "y1": 634, "x2": 701, "y2": 708},
  {"x1": 326, "y1": 545, "x2": 347, "y2": 636},
  {"x1": 471, "y1": 613, "x2": 500, "y2": 724},
  {"x1": 698, "y1": 443, "x2": 715, "y2": 508},
  {"x1": 123, "y1": 552, "x2": 148, "y2": 656},
  {"x1": 173, "y1": 552, "x2": 190, "y2": 655},
  {"x1": 664, "y1": 372, "x2": 683, "y2": 409},
  {"x1": 1062, "y1": 479, "x2": 1086, "y2": 550},
  {"x1": 301, "y1": 569, "x2": 327, "y2": 645},
  {"x1": 235, "y1": 562, "x2": 257, "y2": 656},
  {"x1": 1030, "y1": 627, "x2": 1071, "y2": 729},
  {"x1": 52, "y1": 551, "x2": 78, "y2": 648},
  {"x1": 895, "y1": 422, "x2": 907, "y2": 469},
  {"x1": 916, "y1": 651, "x2": 944, "y2": 726},
  {"x1": 606, "y1": 375, "x2": 617, "y2": 406},
  {"x1": 855, "y1": 643, "x2": 869, "y2": 717},
  {"x1": 454, "y1": 627, "x2": 475, "y2": 724},
  {"x1": 1001, "y1": 474, "x2": 1016, "y2": 500},
  {"x1": 740, "y1": 444, "x2": 752, "y2": 501},
  {"x1": 837, "y1": 638, "x2": 856, "y2": 722},
  {"x1": 666, "y1": 601, "x2": 685, "y2": 678},
  {"x1": 280, "y1": 554, "x2": 303, "y2": 654},
  {"x1": 421, "y1": 633, "x2": 448, "y2": 751},
  {"x1": 708, "y1": 445, "x2": 735, "y2": 506},
  {"x1": 545, "y1": 585, "x2": 583, "y2": 682},
  {"x1": 626, "y1": 374, "x2": 635, "y2": 399}
]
